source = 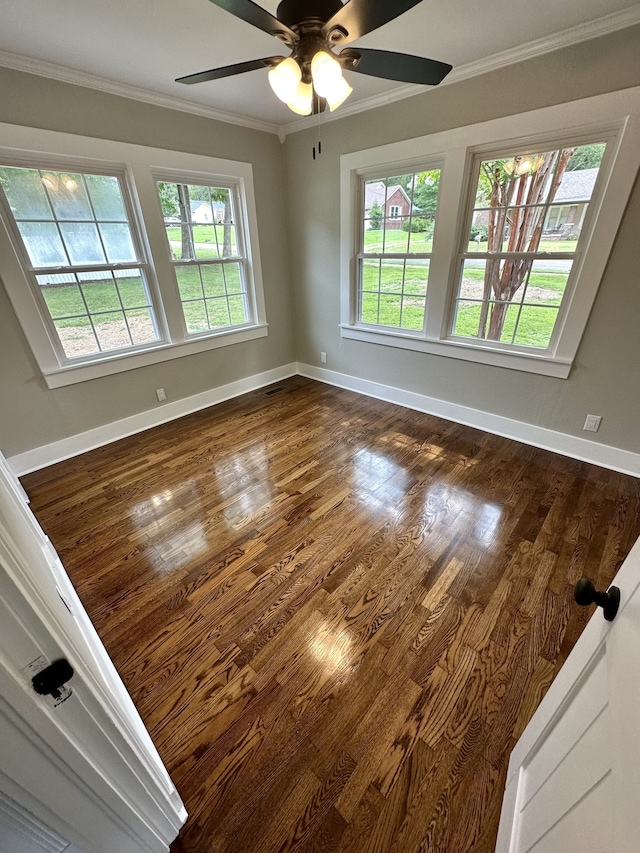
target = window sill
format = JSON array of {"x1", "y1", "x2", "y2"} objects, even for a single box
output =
[
  {"x1": 43, "y1": 324, "x2": 269, "y2": 388},
  {"x1": 339, "y1": 324, "x2": 572, "y2": 378}
]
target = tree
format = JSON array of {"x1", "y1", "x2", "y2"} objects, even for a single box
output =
[
  {"x1": 157, "y1": 182, "x2": 234, "y2": 260},
  {"x1": 566, "y1": 143, "x2": 605, "y2": 171},
  {"x1": 476, "y1": 148, "x2": 574, "y2": 340},
  {"x1": 369, "y1": 200, "x2": 383, "y2": 230}
]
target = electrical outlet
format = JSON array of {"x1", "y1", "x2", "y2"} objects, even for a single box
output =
[
  {"x1": 583, "y1": 414, "x2": 602, "y2": 432},
  {"x1": 320, "y1": 352, "x2": 327, "y2": 363},
  {"x1": 156, "y1": 388, "x2": 166, "y2": 402}
]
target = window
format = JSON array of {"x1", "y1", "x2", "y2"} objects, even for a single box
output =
[
  {"x1": 156, "y1": 180, "x2": 251, "y2": 335},
  {"x1": 359, "y1": 171, "x2": 440, "y2": 331},
  {"x1": 0, "y1": 166, "x2": 161, "y2": 360},
  {"x1": 0, "y1": 125, "x2": 267, "y2": 387},
  {"x1": 340, "y1": 89, "x2": 640, "y2": 377},
  {"x1": 451, "y1": 143, "x2": 605, "y2": 350}
]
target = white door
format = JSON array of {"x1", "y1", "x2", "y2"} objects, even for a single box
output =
[
  {"x1": 495, "y1": 534, "x2": 640, "y2": 853},
  {"x1": 0, "y1": 452, "x2": 186, "y2": 853}
]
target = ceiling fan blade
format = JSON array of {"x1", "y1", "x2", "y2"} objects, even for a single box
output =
[
  {"x1": 176, "y1": 56, "x2": 284, "y2": 85},
  {"x1": 344, "y1": 48, "x2": 452, "y2": 85},
  {"x1": 322, "y1": 0, "x2": 423, "y2": 46},
  {"x1": 208, "y1": 0, "x2": 297, "y2": 45}
]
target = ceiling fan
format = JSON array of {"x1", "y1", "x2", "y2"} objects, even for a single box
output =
[{"x1": 176, "y1": 0, "x2": 452, "y2": 116}]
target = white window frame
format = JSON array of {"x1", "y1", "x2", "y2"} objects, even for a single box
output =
[
  {"x1": 340, "y1": 87, "x2": 640, "y2": 378},
  {"x1": 0, "y1": 124, "x2": 267, "y2": 388}
]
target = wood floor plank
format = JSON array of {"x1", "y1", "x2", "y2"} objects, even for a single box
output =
[{"x1": 20, "y1": 376, "x2": 640, "y2": 853}]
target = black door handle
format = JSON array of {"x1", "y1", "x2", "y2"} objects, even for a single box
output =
[
  {"x1": 574, "y1": 578, "x2": 620, "y2": 621},
  {"x1": 32, "y1": 659, "x2": 74, "y2": 699}
]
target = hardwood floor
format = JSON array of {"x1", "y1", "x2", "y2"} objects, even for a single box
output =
[{"x1": 21, "y1": 377, "x2": 640, "y2": 853}]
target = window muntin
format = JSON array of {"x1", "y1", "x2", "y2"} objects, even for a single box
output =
[
  {"x1": 0, "y1": 166, "x2": 161, "y2": 360},
  {"x1": 451, "y1": 143, "x2": 606, "y2": 351},
  {"x1": 359, "y1": 170, "x2": 440, "y2": 332},
  {"x1": 157, "y1": 180, "x2": 251, "y2": 335}
]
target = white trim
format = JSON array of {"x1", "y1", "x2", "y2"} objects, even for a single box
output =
[
  {"x1": 339, "y1": 325, "x2": 572, "y2": 378},
  {"x1": 340, "y1": 88, "x2": 640, "y2": 377},
  {"x1": 43, "y1": 325, "x2": 269, "y2": 388},
  {"x1": 7, "y1": 361, "x2": 640, "y2": 479},
  {"x1": 7, "y1": 363, "x2": 298, "y2": 476},
  {"x1": 2, "y1": 6, "x2": 640, "y2": 137},
  {"x1": 280, "y1": 6, "x2": 640, "y2": 134},
  {"x1": 296, "y1": 364, "x2": 640, "y2": 478},
  {"x1": 0, "y1": 50, "x2": 281, "y2": 136}
]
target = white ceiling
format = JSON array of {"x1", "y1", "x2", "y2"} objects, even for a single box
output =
[{"x1": 1, "y1": 0, "x2": 639, "y2": 132}]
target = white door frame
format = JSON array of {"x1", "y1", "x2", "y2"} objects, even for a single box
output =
[{"x1": 0, "y1": 453, "x2": 186, "y2": 852}]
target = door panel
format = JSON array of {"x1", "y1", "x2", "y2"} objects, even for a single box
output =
[{"x1": 496, "y1": 536, "x2": 640, "y2": 853}]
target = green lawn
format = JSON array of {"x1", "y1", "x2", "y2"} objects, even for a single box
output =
[
  {"x1": 361, "y1": 261, "x2": 568, "y2": 346},
  {"x1": 39, "y1": 264, "x2": 248, "y2": 338},
  {"x1": 165, "y1": 225, "x2": 238, "y2": 259},
  {"x1": 364, "y1": 228, "x2": 577, "y2": 255}
]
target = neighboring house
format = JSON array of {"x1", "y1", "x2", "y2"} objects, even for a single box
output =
[
  {"x1": 543, "y1": 167, "x2": 598, "y2": 238},
  {"x1": 364, "y1": 181, "x2": 412, "y2": 229},
  {"x1": 470, "y1": 167, "x2": 598, "y2": 239},
  {"x1": 189, "y1": 200, "x2": 225, "y2": 224}
]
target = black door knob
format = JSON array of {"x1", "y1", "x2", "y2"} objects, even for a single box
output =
[
  {"x1": 32, "y1": 659, "x2": 74, "y2": 699},
  {"x1": 574, "y1": 578, "x2": 620, "y2": 622}
]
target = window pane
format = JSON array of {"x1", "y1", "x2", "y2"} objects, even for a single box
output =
[
  {"x1": 408, "y1": 213, "x2": 435, "y2": 252},
  {"x1": 0, "y1": 167, "x2": 53, "y2": 219},
  {"x1": 175, "y1": 265, "x2": 203, "y2": 301},
  {"x1": 93, "y1": 311, "x2": 132, "y2": 351},
  {"x1": 201, "y1": 264, "x2": 226, "y2": 297},
  {"x1": 183, "y1": 300, "x2": 209, "y2": 334},
  {"x1": 59, "y1": 222, "x2": 105, "y2": 264},
  {"x1": 212, "y1": 222, "x2": 238, "y2": 258},
  {"x1": 513, "y1": 306, "x2": 559, "y2": 348},
  {"x1": 126, "y1": 308, "x2": 158, "y2": 345},
  {"x1": 46, "y1": 172, "x2": 94, "y2": 221},
  {"x1": 85, "y1": 174, "x2": 128, "y2": 221},
  {"x1": 223, "y1": 263, "x2": 243, "y2": 294},
  {"x1": 204, "y1": 297, "x2": 231, "y2": 327},
  {"x1": 53, "y1": 314, "x2": 99, "y2": 359},
  {"x1": 99, "y1": 222, "x2": 136, "y2": 263},
  {"x1": 78, "y1": 272, "x2": 121, "y2": 312},
  {"x1": 227, "y1": 294, "x2": 247, "y2": 324},
  {"x1": 523, "y1": 260, "x2": 571, "y2": 306},
  {"x1": 37, "y1": 273, "x2": 85, "y2": 318},
  {"x1": 18, "y1": 221, "x2": 67, "y2": 266},
  {"x1": 116, "y1": 271, "x2": 149, "y2": 308}
]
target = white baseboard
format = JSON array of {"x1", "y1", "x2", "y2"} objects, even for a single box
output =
[
  {"x1": 297, "y1": 363, "x2": 640, "y2": 478},
  {"x1": 8, "y1": 361, "x2": 640, "y2": 478},
  {"x1": 8, "y1": 363, "x2": 297, "y2": 476}
]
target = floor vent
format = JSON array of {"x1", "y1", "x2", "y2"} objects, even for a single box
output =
[{"x1": 264, "y1": 386, "x2": 285, "y2": 396}]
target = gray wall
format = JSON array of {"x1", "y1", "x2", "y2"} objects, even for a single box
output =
[
  {"x1": 0, "y1": 69, "x2": 295, "y2": 456},
  {"x1": 284, "y1": 25, "x2": 640, "y2": 454},
  {"x1": 2, "y1": 25, "x2": 640, "y2": 460}
]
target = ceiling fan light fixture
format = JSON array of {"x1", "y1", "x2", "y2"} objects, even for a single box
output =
[
  {"x1": 310, "y1": 50, "x2": 342, "y2": 97},
  {"x1": 268, "y1": 56, "x2": 301, "y2": 103},
  {"x1": 286, "y1": 80, "x2": 313, "y2": 115},
  {"x1": 325, "y1": 74, "x2": 352, "y2": 111}
]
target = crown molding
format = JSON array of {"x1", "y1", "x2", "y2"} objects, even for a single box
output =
[
  {"x1": 280, "y1": 4, "x2": 640, "y2": 135},
  {"x1": 0, "y1": 50, "x2": 281, "y2": 136},
  {"x1": 1, "y1": 4, "x2": 639, "y2": 139}
]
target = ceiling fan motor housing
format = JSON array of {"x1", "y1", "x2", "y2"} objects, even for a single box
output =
[{"x1": 276, "y1": 0, "x2": 344, "y2": 28}]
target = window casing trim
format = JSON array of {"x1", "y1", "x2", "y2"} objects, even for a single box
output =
[
  {"x1": 340, "y1": 87, "x2": 640, "y2": 377},
  {"x1": 0, "y1": 125, "x2": 267, "y2": 388}
]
